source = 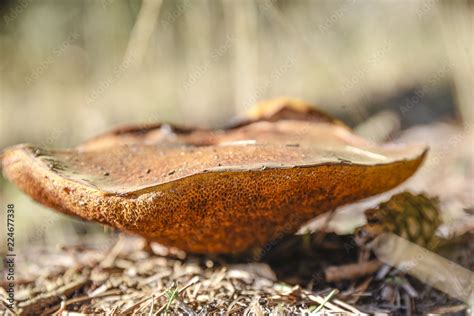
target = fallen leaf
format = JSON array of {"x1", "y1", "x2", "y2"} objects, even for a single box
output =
[{"x1": 1, "y1": 98, "x2": 427, "y2": 253}]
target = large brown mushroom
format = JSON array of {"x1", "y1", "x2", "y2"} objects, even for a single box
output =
[{"x1": 1, "y1": 98, "x2": 427, "y2": 253}]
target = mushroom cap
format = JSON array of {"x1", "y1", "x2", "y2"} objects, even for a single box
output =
[{"x1": 1, "y1": 99, "x2": 427, "y2": 253}]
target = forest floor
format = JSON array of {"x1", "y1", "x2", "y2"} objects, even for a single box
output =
[{"x1": 1, "y1": 123, "x2": 473, "y2": 315}]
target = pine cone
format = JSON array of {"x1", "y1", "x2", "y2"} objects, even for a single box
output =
[{"x1": 355, "y1": 192, "x2": 442, "y2": 249}]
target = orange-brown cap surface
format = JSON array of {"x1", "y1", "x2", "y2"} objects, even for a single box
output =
[{"x1": 1, "y1": 99, "x2": 428, "y2": 253}]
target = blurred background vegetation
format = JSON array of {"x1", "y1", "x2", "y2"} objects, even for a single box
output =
[{"x1": 0, "y1": 0, "x2": 472, "y2": 250}]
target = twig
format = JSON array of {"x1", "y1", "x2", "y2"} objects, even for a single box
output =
[
  {"x1": 42, "y1": 289, "x2": 123, "y2": 315},
  {"x1": 52, "y1": 297, "x2": 66, "y2": 316},
  {"x1": 345, "y1": 276, "x2": 373, "y2": 305},
  {"x1": 100, "y1": 234, "x2": 125, "y2": 268},
  {"x1": 332, "y1": 298, "x2": 363, "y2": 314},
  {"x1": 148, "y1": 294, "x2": 155, "y2": 316},
  {"x1": 19, "y1": 276, "x2": 89, "y2": 315},
  {"x1": 429, "y1": 304, "x2": 468, "y2": 314},
  {"x1": 121, "y1": 290, "x2": 166, "y2": 315},
  {"x1": 325, "y1": 260, "x2": 382, "y2": 282},
  {"x1": 0, "y1": 300, "x2": 16, "y2": 315}
]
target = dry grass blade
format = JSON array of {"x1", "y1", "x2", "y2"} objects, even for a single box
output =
[
  {"x1": 163, "y1": 284, "x2": 179, "y2": 314},
  {"x1": 307, "y1": 293, "x2": 345, "y2": 313},
  {"x1": 312, "y1": 289, "x2": 338, "y2": 314}
]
